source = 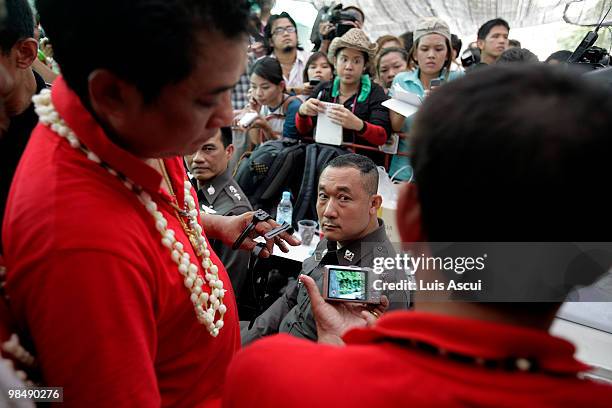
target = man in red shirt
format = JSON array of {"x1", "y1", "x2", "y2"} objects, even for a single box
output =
[
  {"x1": 2, "y1": 1, "x2": 297, "y2": 407},
  {"x1": 223, "y1": 65, "x2": 612, "y2": 406}
]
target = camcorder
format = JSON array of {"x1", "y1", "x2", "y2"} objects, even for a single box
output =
[
  {"x1": 319, "y1": 4, "x2": 359, "y2": 40},
  {"x1": 461, "y1": 47, "x2": 480, "y2": 70},
  {"x1": 322, "y1": 265, "x2": 382, "y2": 305},
  {"x1": 310, "y1": 3, "x2": 361, "y2": 50}
]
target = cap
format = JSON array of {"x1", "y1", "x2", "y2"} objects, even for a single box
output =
[{"x1": 414, "y1": 17, "x2": 451, "y2": 44}]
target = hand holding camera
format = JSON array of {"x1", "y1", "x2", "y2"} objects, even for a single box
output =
[{"x1": 299, "y1": 268, "x2": 388, "y2": 345}]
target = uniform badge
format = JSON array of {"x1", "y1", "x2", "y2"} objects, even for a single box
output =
[
  {"x1": 344, "y1": 249, "x2": 355, "y2": 262},
  {"x1": 207, "y1": 185, "x2": 215, "y2": 195}
]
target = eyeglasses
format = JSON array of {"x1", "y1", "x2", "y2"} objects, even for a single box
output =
[{"x1": 272, "y1": 26, "x2": 296, "y2": 36}]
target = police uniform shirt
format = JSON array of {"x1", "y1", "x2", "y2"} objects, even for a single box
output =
[
  {"x1": 197, "y1": 168, "x2": 253, "y2": 302},
  {"x1": 197, "y1": 168, "x2": 252, "y2": 216}
]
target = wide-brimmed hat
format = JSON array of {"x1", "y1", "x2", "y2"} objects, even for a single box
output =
[
  {"x1": 328, "y1": 28, "x2": 378, "y2": 64},
  {"x1": 414, "y1": 17, "x2": 451, "y2": 44}
]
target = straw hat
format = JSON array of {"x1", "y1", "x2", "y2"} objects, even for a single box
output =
[{"x1": 328, "y1": 28, "x2": 378, "y2": 63}]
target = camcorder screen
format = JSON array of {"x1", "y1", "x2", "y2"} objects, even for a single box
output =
[{"x1": 328, "y1": 269, "x2": 366, "y2": 300}]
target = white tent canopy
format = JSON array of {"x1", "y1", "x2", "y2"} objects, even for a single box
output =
[{"x1": 306, "y1": 0, "x2": 611, "y2": 39}]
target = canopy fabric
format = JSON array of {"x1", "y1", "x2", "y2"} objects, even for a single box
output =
[{"x1": 308, "y1": 0, "x2": 611, "y2": 39}]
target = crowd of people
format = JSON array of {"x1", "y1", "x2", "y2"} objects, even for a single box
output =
[{"x1": 1, "y1": 0, "x2": 611, "y2": 406}]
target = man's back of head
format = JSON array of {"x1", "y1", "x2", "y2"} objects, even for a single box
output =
[
  {"x1": 36, "y1": 0, "x2": 249, "y2": 106},
  {"x1": 0, "y1": 0, "x2": 33, "y2": 56},
  {"x1": 0, "y1": 0, "x2": 37, "y2": 116},
  {"x1": 497, "y1": 47, "x2": 539, "y2": 64},
  {"x1": 410, "y1": 64, "x2": 612, "y2": 243}
]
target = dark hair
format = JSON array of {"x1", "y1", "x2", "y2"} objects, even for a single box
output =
[
  {"x1": 302, "y1": 51, "x2": 334, "y2": 83},
  {"x1": 545, "y1": 50, "x2": 572, "y2": 64},
  {"x1": 220, "y1": 126, "x2": 232, "y2": 148},
  {"x1": 450, "y1": 34, "x2": 462, "y2": 56},
  {"x1": 399, "y1": 31, "x2": 413, "y2": 54},
  {"x1": 375, "y1": 34, "x2": 401, "y2": 50},
  {"x1": 477, "y1": 18, "x2": 510, "y2": 40},
  {"x1": 497, "y1": 47, "x2": 539, "y2": 64},
  {"x1": 376, "y1": 47, "x2": 409, "y2": 75},
  {"x1": 0, "y1": 0, "x2": 34, "y2": 54},
  {"x1": 342, "y1": 6, "x2": 365, "y2": 23},
  {"x1": 411, "y1": 64, "x2": 612, "y2": 241},
  {"x1": 508, "y1": 39, "x2": 521, "y2": 48},
  {"x1": 263, "y1": 12, "x2": 302, "y2": 55},
  {"x1": 35, "y1": 0, "x2": 249, "y2": 104},
  {"x1": 323, "y1": 153, "x2": 378, "y2": 196},
  {"x1": 250, "y1": 56, "x2": 283, "y2": 85}
]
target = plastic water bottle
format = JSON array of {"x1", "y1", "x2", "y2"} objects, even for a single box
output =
[{"x1": 276, "y1": 191, "x2": 293, "y2": 226}]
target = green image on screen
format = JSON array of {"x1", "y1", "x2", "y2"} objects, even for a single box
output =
[{"x1": 329, "y1": 269, "x2": 366, "y2": 300}]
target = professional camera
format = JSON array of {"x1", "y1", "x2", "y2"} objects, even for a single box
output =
[
  {"x1": 324, "y1": 4, "x2": 359, "y2": 39},
  {"x1": 461, "y1": 47, "x2": 481, "y2": 69},
  {"x1": 310, "y1": 3, "x2": 359, "y2": 48},
  {"x1": 322, "y1": 265, "x2": 382, "y2": 305},
  {"x1": 578, "y1": 46, "x2": 610, "y2": 66}
]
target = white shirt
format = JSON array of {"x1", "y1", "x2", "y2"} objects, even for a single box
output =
[{"x1": 271, "y1": 49, "x2": 312, "y2": 89}]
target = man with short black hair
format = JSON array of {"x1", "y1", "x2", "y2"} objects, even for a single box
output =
[
  {"x1": 264, "y1": 11, "x2": 310, "y2": 95},
  {"x1": 497, "y1": 47, "x2": 539, "y2": 64},
  {"x1": 241, "y1": 153, "x2": 408, "y2": 344},
  {"x1": 342, "y1": 5, "x2": 365, "y2": 28},
  {"x1": 545, "y1": 49, "x2": 572, "y2": 65},
  {"x1": 224, "y1": 65, "x2": 612, "y2": 407},
  {"x1": 476, "y1": 18, "x2": 510, "y2": 65},
  {"x1": 0, "y1": 0, "x2": 46, "y2": 254},
  {"x1": 186, "y1": 127, "x2": 253, "y2": 304},
  {"x1": 3, "y1": 0, "x2": 299, "y2": 405},
  {"x1": 508, "y1": 39, "x2": 521, "y2": 48}
]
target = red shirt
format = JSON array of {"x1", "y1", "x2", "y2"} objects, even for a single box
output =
[
  {"x1": 3, "y1": 78, "x2": 240, "y2": 407},
  {"x1": 223, "y1": 311, "x2": 612, "y2": 407}
]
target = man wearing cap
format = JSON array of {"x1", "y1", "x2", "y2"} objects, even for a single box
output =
[
  {"x1": 296, "y1": 28, "x2": 391, "y2": 165},
  {"x1": 388, "y1": 17, "x2": 462, "y2": 182}
]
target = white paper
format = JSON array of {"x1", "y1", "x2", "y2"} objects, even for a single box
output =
[
  {"x1": 379, "y1": 132, "x2": 399, "y2": 155},
  {"x1": 382, "y1": 84, "x2": 423, "y2": 118},
  {"x1": 315, "y1": 102, "x2": 343, "y2": 146}
]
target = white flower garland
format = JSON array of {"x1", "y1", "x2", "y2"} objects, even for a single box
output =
[{"x1": 32, "y1": 89, "x2": 226, "y2": 337}]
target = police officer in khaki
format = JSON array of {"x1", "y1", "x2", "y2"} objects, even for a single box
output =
[
  {"x1": 241, "y1": 154, "x2": 409, "y2": 345},
  {"x1": 186, "y1": 127, "x2": 253, "y2": 303}
]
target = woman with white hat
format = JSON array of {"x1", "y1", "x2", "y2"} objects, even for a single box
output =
[
  {"x1": 295, "y1": 28, "x2": 391, "y2": 165},
  {"x1": 388, "y1": 17, "x2": 463, "y2": 181}
]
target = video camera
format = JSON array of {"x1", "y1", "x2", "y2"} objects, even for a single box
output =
[
  {"x1": 310, "y1": 3, "x2": 360, "y2": 45},
  {"x1": 567, "y1": 4, "x2": 612, "y2": 70},
  {"x1": 461, "y1": 47, "x2": 481, "y2": 69},
  {"x1": 325, "y1": 4, "x2": 359, "y2": 37}
]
